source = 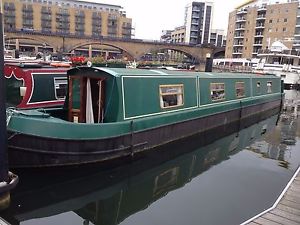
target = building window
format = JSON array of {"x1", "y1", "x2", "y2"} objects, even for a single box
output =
[
  {"x1": 159, "y1": 84, "x2": 184, "y2": 108},
  {"x1": 269, "y1": 19, "x2": 272, "y2": 23},
  {"x1": 284, "y1": 18, "x2": 287, "y2": 22},
  {"x1": 267, "y1": 81, "x2": 272, "y2": 93},
  {"x1": 236, "y1": 82, "x2": 245, "y2": 98},
  {"x1": 283, "y1": 27, "x2": 287, "y2": 32},
  {"x1": 54, "y1": 77, "x2": 67, "y2": 99},
  {"x1": 210, "y1": 83, "x2": 225, "y2": 101}
]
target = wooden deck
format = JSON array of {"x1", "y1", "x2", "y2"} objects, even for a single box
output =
[{"x1": 242, "y1": 166, "x2": 300, "y2": 225}]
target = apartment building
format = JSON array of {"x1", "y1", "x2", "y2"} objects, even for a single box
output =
[
  {"x1": 171, "y1": 26, "x2": 186, "y2": 43},
  {"x1": 184, "y1": 1, "x2": 213, "y2": 45},
  {"x1": 3, "y1": 0, "x2": 132, "y2": 39},
  {"x1": 210, "y1": 29, "x2": 226, "y2": 47},
  {"x1": 226, "y1": 0, "x2": 299, "y2": 58}
]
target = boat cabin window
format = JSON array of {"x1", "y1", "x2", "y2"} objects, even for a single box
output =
[
  {"x1": 54, "y1": 77, "x2": 67, "y2": 100},
  {"x1": 235, "y1": 82, "x2": 245, "y2": 98},
  {"x1": 211, "y1": 83, "x2": 225, "y2": 101},
  {"x1": 159, "y1": 84, "x2": 184, "y2": 109},
  {"x1": 257, "y1": 82, "x2": 261, "y2": 93},
  {"x1": 267, "y1": 81, "x2": 272, "y2": 93}
]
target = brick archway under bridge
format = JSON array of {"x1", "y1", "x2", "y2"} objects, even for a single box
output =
[{"x1": 5, "y1": 31, "x2": 214, "y2": 70}]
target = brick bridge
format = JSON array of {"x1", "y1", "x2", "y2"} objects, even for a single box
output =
[{"x1": 5, "y1": 30, "x2": 223, "y2": 66}]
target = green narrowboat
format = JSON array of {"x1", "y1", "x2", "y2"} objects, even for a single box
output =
[{"x1": 6, "y1": 67, "x2": 283, "y2": 168}]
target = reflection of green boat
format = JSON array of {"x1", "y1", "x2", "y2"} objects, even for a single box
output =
[
  {"x1": 6, "y1": 68, "x2": 282, "y2": 168},
  {"x1": 1, "y1": 115, "x2": 278, "y2": 225}
]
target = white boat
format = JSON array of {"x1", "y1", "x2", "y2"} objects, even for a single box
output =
[{"x1": 252, "y1": 41, "x2": 300, "y2": 90}]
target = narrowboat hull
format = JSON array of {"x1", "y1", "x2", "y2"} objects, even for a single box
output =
[{"x1": 7, "y1": 98, "x2": 282, "y2": 168}]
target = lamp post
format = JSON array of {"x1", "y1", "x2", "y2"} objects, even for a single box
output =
[
  {"x1": 205, "y1": 52, "x2": 213, "y2": 72},
  {"x1": 0, "y1": 0, "x2": 10, "y2": 209}
]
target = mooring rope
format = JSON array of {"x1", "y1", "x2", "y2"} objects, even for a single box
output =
[{"x1": 6, "y1": 108, "x2": 19, "y2": 126}]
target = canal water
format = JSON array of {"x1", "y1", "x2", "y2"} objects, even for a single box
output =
[{"x1": 1, "y1": 90, "x2": 300, "y2": 225}]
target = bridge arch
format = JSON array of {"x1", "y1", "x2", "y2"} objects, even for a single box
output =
[
  {"x1": 5, "y1": 36, "x2": 53, "y2": 49},
  {"x1": 68, "y1": 41, "x2": 135, "y2": 60},
  {"x1": 137, "y1": 46, "x2": 198, "y2": 62}
]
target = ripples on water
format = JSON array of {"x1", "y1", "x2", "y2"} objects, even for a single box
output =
[{"x1": 1, "y1": 90, "x2": 300, "y2": 225}]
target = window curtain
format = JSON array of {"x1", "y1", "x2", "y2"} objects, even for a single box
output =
[{"x1": 86, "y1": 78, "x2": 94, "y2": 123}]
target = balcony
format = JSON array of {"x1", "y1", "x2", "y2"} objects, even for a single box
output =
[
  {"x1": 236, "y1": 17, "x2": 246, "y2": 22},
  {"x1": 233, "y1": 42, "x2": 244, "y2": 46},
  {"x1": 257, "y1": 6, "x2": 267, "y2": 12},
  {"x1": 56, "y1": 11, "x2": 70, "y2": 16},
  {"x1": 108, "y1": 24, "x2": 117, "y2": 28},
  {"x1": 255, "y1": 23, "x2": 265, "y2": 29},
  {"x1": 92, "y1": 16, "x2": 101, "y2": 20},
  {"x1": 191, "y1": 27, "x2": 199, "y2": 32},
  {"x1": 5, "y1": 13, "x2": 15, "y2": 18},
  {"x1": 22, "y1": 13, "x2": 33, "y2": 19},
  {"x1": 4, "y1": 3, "x2": 15, "y2": 11},
  {"x1": 22, "y1": 8, "x2": 33, "y2": 13},
  {"x1": 234, "y1": 34, "x2": 244, "y2": 39},
  {"x1": 192, "y1": 13, "x2": 200, "y2": 19},
  {"x1": 122, "y1": 30, "x2": 131, "y2": 36},
  {"x1": 236, "y1": 9, "x2": 247, "y2": 15},
  {"x1": 41, "y1": 16, "x2": 52, "y2": 21},
  {"x1": 256, "y1": 15, "x2": 266, "y2": 20},
  {"x1": 190, "y1": 32, "x2": 198, "y2": 38},
  {"x1": 191, "y1": 20, "x2": 199, "y2": 25},
  {"x1": 76, "y1": 13, "x2": 85, "y2": 18},
  {"x1": 41, "y1": 9, "x2": 51, "y2": 15},
  {"x1": 122, "y1": 25, "x2": 132, "y2": 30},
  {"x1": 235, "y1": 26, "x2": 245, "y2": 31},
  {"x1": 192, "y1": 7, "x2": 201, "y2": 12},
  {"x1": 232, "y1": 52, "x2": 243, "y2": 55},
  {"x1": 253, "y1": 42, "x2": 263, "y2": 46},
  {"x1": 92, "y1": 21, "x2": 101, "y2": 26},
  {"x1": 254, "y1": 33, "x2": 264, "y2": 37},
  {"x1": 41, "y1": 22, "x2": 51, "y2": 27}
]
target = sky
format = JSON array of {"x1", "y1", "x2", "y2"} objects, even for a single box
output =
[{"x1": 88, "y1": 0, "x2": 246, "y2": 40}]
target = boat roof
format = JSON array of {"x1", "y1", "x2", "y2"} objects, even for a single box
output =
[
  {"x1": 69, "y1": 67, "x2": 278, "y2": 79},
  {"x1": 4, "y1": 62, "x2": 70, "y2": 71}
]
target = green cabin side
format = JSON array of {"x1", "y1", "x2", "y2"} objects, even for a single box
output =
[{"x1": 66, "y1": 67, "x2": 282, "y2": 124}]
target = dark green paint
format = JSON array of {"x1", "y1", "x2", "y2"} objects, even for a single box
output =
[
  {"x1": 123, "y1": 77, "x2": 198, "y2": 118},
  {"x1": 30, "y1": 74, "x2": 66, "y2": 103},
  {"x1": 72, "y1": 78, "x2": 81, "y2": 110},
  {"x1": 5, "y1": 76, "x2": 23, "y2": 107}
]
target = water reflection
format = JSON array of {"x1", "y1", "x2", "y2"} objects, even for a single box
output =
[
  {"x1": 248, "y1": 90, "x2": 300, "y2": 168},
  {"x1": 0, "y1": 114, "x2": 280, "y2": 225}
]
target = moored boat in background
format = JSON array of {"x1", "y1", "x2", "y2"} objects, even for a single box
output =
[
  {"x1": 6, "y1": 67, "x2": 283, "y2": 168},
  {"x1": 252, "y1": 41, "x2": 300, "y2": 90},
  {"x1": 4, "y1": 62, "x2": 68, "y2": 109}
]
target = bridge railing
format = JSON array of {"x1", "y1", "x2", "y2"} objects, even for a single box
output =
[{"x1": 5, "y1": 28, "x2": 214, "y2": 48}]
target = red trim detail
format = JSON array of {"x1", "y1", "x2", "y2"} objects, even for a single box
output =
[{"x1": 4, "y1": 64, "x2": 68, "y2": 109}]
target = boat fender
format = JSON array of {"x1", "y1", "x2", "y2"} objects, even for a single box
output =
[
  {"x1": 0, "y1": 171, "x2": 19, "y2": 193},
  {"x1": 87, "y1": 61, "x2": 92, "y2": 67}
]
